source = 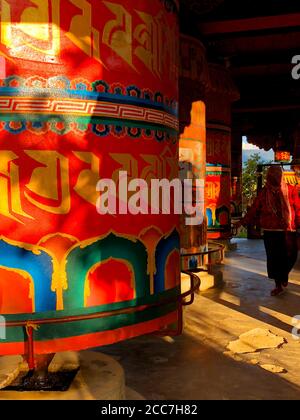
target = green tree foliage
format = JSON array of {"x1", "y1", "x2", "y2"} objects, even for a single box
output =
[{"x1": 242, "y1": 153, "x2": 269, "y2": 209}]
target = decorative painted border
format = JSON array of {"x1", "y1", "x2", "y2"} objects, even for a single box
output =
[
  {"x1": 0, "y1": 311, "x2": 178, "y2": 355},
  {"x1": 206, "y1": 164, "x2": 231, "y2": 175},
  {"x1": 0, "y1": 76, "x2": 179, "y2": 141},
  {"x1": 0, "y1": 229, "x2": 180, "y2": 314},
  {"x1": 0, "y1": 119, "x2": 177, "y2": 142},
  {"x1": 0, "y1": 76, "x2": 178, "y2": 114},
  {"x1": 285, "y1": 171, "x2": 298, "y2": 186}
]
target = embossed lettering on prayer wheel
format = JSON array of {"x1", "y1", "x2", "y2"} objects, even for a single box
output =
[{"x1": 0, "y1": 0, "x2": 180, "y2": 355}]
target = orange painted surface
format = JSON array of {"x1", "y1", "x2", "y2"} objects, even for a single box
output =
[
  {"x1": 85, "y1": 260, "x2": 135, "y2": 307},
  {"x1": 0, "y1": 269, "x2": 33, "y2": 314}
]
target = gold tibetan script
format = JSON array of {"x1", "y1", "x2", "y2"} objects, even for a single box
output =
[
  {"x1": 0, "y1": 1, "x2": 176, "y2": 76},
  {"x1": 66, "y1": 0, "x2": 101, "y2": 63},
  {"x1": 0, "y1": 0, "x2": 61, "y2": 61},
  {"x1": 0, "y1": 150, "x2": 101, "y2": 222},
  {"x1": 110, "y1": 147, "x2": 178, "y2": 186},
  {"x1": 24, "y1": 151, "x2": 71, "y2": 215},
  {"x1": 73, "y1": 152, "x2": 101, "y2": 206},
  {"x1": 103, "y1": 1, "x2": 134, "y2": 69},
  {"x1": 0, "y1": 151, "x2": 33, "y2": 223},
  {"x1": 134, "y1": 10, "x2": 164, "y2": 78},
  {"x1": 206, "y1": 181, "x2": 221, "y2": 201}
]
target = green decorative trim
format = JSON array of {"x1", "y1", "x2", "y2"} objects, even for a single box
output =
[
  {"x1": 2, "y1": 287, "x2": 180, "y2": 343},
  {"x1": 64, "y1": 234, "x2": 150, "y2": 309}
]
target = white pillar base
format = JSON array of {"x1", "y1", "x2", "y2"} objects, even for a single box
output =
[
  {"x1": 0, "y1": 351, "x2": 128, "y2": 400},
  {"x1": 181, "y1": 269, "x2": 223, "y2": 294}
]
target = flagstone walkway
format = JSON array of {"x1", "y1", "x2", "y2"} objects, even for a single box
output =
[{"x1": 100, "y1": 239, "x2": 300, "y2": 400}]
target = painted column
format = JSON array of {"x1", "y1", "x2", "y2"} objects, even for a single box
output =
[
  {"x1": 205, "y1": 64, "x2": 240, "y2": 240},
  {"x1": 179, "y1": 35, "x2": 209, "y2": 270},
  {"x1": 0, "y1": 0, "x2": 180, "y2": 355}
]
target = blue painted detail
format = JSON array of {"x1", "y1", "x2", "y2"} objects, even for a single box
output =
[
  {"x1": 92, "y1": 80, "x2": 109, "y2": 93},
  {"x1": 0, "y1": 78, "x2": 178, "y2": 117},
  {"x1": 92, "y1": 124, "x2": 110, "y2": 137},
  {"x1": 154, "y1": 230, "x2": 180, "y2": 294},
  {"x1": 189, "y1": 256, "x2": 198, "y2": 270},
  {"x1": 206, "y1": 208, "x2": 213, "y2": 227},
  {"x1": 31, "y1": 121, "x2": 44, "y2": 129},
  {"x1": 4, "y1": 121, "x2": 26, "y2": 134},
  {"x1": 0, "y1": 241, "x2": 56, "y2": 312},
  {"x1": 115, "y1": 125, "x2": 123, "y2": 134},
  {"x1": 127, "y1": 127, "x2": 141, "y2": 138},
  {"x1": 126, "y1": 85, "x2": 141, "y2": 98}
]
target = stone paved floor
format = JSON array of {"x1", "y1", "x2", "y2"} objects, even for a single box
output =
[{"x1": 99, "y1": 239, "x2": 300, "y2": 400}]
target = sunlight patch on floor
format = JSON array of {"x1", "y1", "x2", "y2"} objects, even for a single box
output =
[
  {"x1": 224, "y1": 259, "x2": 267, "y2": 278},
  {"x1": 259, "y1": 306, "x2": 294, "y2": 329},
  {"x1": 218, "y1": 291, "x2": 241, "y2": 306}
]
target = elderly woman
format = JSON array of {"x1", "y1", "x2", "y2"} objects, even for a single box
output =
[{"x1": 237, "y1": 165, "x2": 300, "y2": 296}]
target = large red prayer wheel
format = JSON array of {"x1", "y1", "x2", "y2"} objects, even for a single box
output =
[{"x1": 0, "y1": 0, "x2": 180, "y2": 355}]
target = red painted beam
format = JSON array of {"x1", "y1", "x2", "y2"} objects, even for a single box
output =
[{"x1": 199, "y1": 13, "x2": 300, "y2": 35}]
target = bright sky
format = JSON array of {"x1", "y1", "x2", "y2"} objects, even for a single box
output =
[
  {"x1": 242, "y1": 136, "x2": 274, "y2": 164},
  {"x1": 242, "y1": 136, "x2": 261, "y2": 151}
]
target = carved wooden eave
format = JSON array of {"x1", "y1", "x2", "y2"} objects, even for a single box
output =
[
  {"x1": 247, "y1": 130, "x2": 298, "y2": 155},
  {"x1": 246, "y1": 135, "x2": 275, "y2": 152},
  {"x1": 233, "y1": 114, "x2": 300, "y2": 153}
]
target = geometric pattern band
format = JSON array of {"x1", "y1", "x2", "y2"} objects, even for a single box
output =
[
  {"x1": 0, "y1": 76, "x2": 179, "y2": 140},
  {"x1": 0, "y1": 97, "x2": 179, "y2": 131}
]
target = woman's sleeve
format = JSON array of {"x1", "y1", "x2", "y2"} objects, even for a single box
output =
[{"x1": 241, "y1": 191, "x2": 263, "y2": 227}]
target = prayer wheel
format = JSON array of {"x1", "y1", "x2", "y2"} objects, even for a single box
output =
[
  {"x1": 0, "y1": 0, "x2": 180, "y2": 356},
  {"x1": 179, "y1": 35, "x2": 208, "y2": 270}
]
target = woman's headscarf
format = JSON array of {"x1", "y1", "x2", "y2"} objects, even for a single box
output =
[{"x1": 265, "y1": 166, "x2": 292, "y2": 230}]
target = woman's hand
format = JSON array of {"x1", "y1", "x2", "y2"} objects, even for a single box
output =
[{"x1": 231, "y1": 220, "x2": 243, "y2": 236}]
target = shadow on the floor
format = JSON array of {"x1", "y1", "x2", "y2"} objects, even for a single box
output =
[
  {"x1": 98, "y1": 239, "x2": 300, "y2": 400},
  {"x1": 98, "y1": 331, "x2": 300, "y2": 400},
  {"x1": 200, "y1": 240, "x2": 300, "y2": 334},
  {"x1": 202, "y1": 266, "x2": 300, "y2": 333}
]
